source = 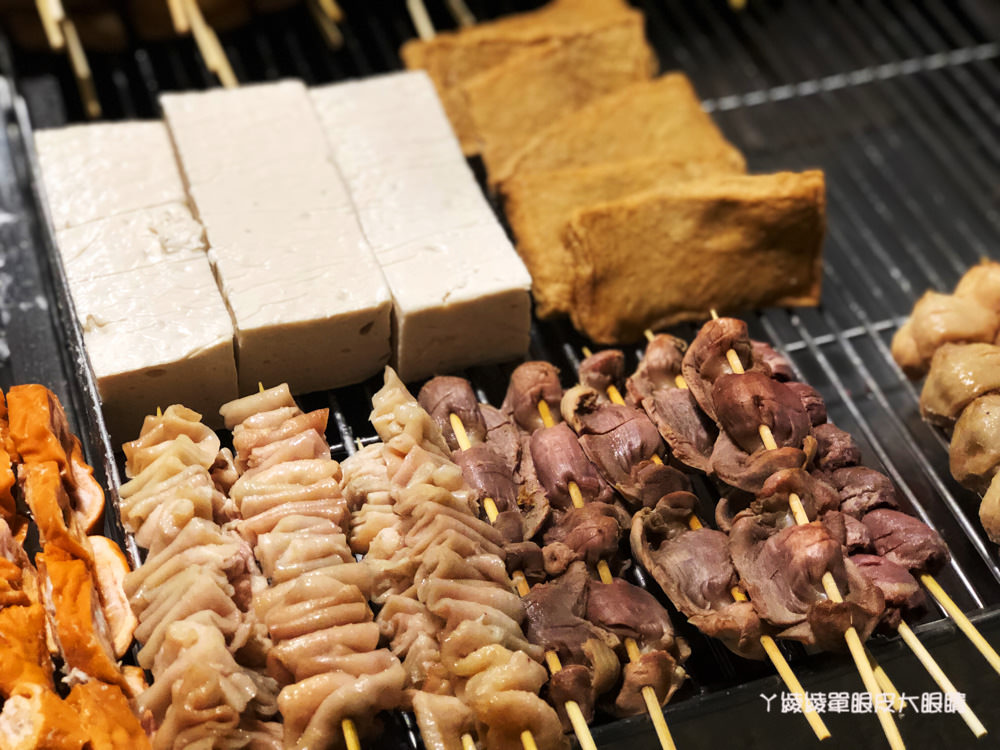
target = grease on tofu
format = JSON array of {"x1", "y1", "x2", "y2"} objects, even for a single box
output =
[
  {"x1": 310, "y1": 71, "x2": 531, "y2": 381},
  {"x1": 161, "y1": 81, "x2": 392, "y2": 394}
]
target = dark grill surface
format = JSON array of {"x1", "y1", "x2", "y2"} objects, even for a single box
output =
[{"x1": 1, "y1": 1, "x2": 999, "y2": 748}]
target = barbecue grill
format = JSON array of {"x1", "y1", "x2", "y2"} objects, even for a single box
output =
[{"x1": 1, "y1": 1, "x2": 999, "y2": 748}]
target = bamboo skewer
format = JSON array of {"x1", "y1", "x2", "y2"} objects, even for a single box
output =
[
  {"x1": 582, "y1": 350, "x2": 830, "y2": 741},
  {"x1": 534, "y1": 404, "x2": 677, "y2": 750},
  {"x1": 307, "y1": 0, "x2": 345, "y2": 49},
  {"x1": 183, "y1": 0, "x2": 238, "y2": 87},
  {"x1": 920, "y1": 574, "x2": 1000, "y2": 676},
  {"x1": 60, "y1": 16, "x2": 101, "y2": 119},
  {"x1": 35, "y1": 0, "x2": 65, "y2": 49},
  {"x1": 445, "y1": 0, "x2": 476, "y2": 27},
  {"x1": 449, "y1": 414, "x2": 596, "y2": 750},
  {"x1": 166, "y1": 0, "x2": 190, "y2": 33},
  {"x1": 406, "y1": 0, "x2": 436, "y2": 41}
]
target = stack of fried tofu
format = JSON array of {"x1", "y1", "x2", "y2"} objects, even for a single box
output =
[{"x1": 403, "y1": 0, "x2": 826, "y2": 344}]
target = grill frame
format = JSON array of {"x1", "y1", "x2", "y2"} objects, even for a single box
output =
[{"x1": 1, "y1": 1, "x2": 1000, "y2": 747}]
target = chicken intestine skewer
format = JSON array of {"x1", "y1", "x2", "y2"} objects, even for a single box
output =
[
  {"x1": 219, "y1": 384, "x2": 405, "y2": 750},
  {"x1": 343, "y1": 369, "x2": 566, "y2": 750}
]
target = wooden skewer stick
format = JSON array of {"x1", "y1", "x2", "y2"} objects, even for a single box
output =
[
  {"x1": 591, "y1": 358, "x2": 830, "y2": 741},
  {"x1": 184, "y1": 0, "x2": 238, "y2": 88},
  {"x1": 445, "y1": 0, "x2": 476, "y2": 27},
  {"x1": 707, "y1": 313, "x2": 901, "y2": 750},
  {"x1": 461, "y1": 734, "x2": 477, "y2": 750},
  {"x1": 307, "y1": 0, "x2": 345, "y2": 49},
  {"x1": 315, "y1": 0, "x2": 345, "y2": 22},
  {"x1": 60, "y1": 17, "x2": 101, "y2": 119},
  {"x1": 406, "y1": 0, "x2": 436, "y2": 41},
  {"x1": 167, "y1": 0, "x2": 191, "y2": 34},
  {"x1": 535, "y1": 405, "x2": 677, "y2": 750},
  {"x1": 342, "y1": 718, "x2": 362, "y2": 750},
  {"x1": 920, "y1": 574, "x2": 1000, "y2": 676},
  {"x1": 450, "y1": 414, "x2": 596, "y2": 750},
  {"x1": 35, "y1": 0, "x2": 65, "y2": 49}
]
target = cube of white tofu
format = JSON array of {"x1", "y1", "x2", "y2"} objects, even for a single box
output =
[
  {"x1": 54, "y1": 202, "x2": 206, "y2": 284},
  {"x1": 33, "y1": 122, "x2": 188, "y2": 230},
  {"x1": 72, "y1": 257, "x2": 238, "y2": 443},
  {"x1": 310, "y1": 71, "x2": 531, "y2": 381},
  {"x1": 161, "y1": 81, "x2": 392, "y2": 395}
]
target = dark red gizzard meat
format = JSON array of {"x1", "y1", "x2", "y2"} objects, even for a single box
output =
[
  {"x1": 418, "y1": 376, "x2": 487, "y2": 452},
  {"x1": 785, "y1": 382, "x2": 827, "y2": 427},
  {"x1": 502, "y1": 362, "x2": 563, "y2": 433},
  {"x1": 542, "y1": 502, "x2": 630, "y2": 575},
  {"x1": 751, "y1": 340, "x2": 797, "y2": 381},
  {"x1": 710, "y1": 430, "x2": 810, "y2": 494},
  {"x1": 641, "y1": 387, "x2": 717, "y2": 473},
  {"x1": 681, "y1": 318, "x2": 766, "y2": 421},
  {"x1": 578, "y1": 350, "x2": 626, "y2": 399},
  {"x1": 850, "y1": 554, "x2": 926, "y2": 630},
  {"x1": 826, "y1": 467, "x2": 900, "y2": 519},
  {"x1": 625, "y1": 334, "x2": 687, "y2": 405},
  {"x1": 811, "y1": 423, "x2": 862, "y2": 472},
  {"x1": 711, "y1": 372, "x2": 811, "y2": 454},
  {"x1": 861, "y1": 509, "x2": 950, "y2": 575},
  {"x1": 529, "y1": 424, "x2": 613, "y2": 511},
  {"x1": 753, "y1": 468, "x2": 841, "y2": 521}
]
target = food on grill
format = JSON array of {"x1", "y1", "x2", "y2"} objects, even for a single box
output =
[
  {"x1": 500, "y1": 73, "x2": 746, "y2": 183},
  {"x1": 33, "y1": 125, "x2": 238, "y2": 440},
  {"x1": 893, "y1": 261, "x2": 1000, "y2": 542},
  {"x1": 34, "y1": 122, "x2": 187, "y2": 231},
  {"x1": 310, "y1": 71, "x2": 531, "y2": 381},
  {"x1": 563, "y1": 171, "x2": 826, "y2": 343},
  {"x1": 891, "y1": 291, "x2": 1000, "y2": 379},
  {"x1": 220, "y1": 385, "x2": 406, "y2": 749},
  {"x1": 919, "y1": 342, "x2": 1000, "y2": 426},
  {"x1": 0, "y1": 683, "x2": 91, "y2": 750},
  {"x1": 400, "y1": 0, "x2": 638, "y2": 153},
  {"x1": 161, "y1": 80, "x2": 392, "y2": 395},
  {"x1": 503, "y1": 159, "x2": 742, "y2": 318},
  {"x1": 461, "y1": 11, "x2": 655, "y2": 181}
]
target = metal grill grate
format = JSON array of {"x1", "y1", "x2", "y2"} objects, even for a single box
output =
[{"x1": 1, "y1": 2, "x2": 999, "y2": 748}]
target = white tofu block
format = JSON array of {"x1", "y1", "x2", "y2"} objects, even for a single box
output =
[
  {"x1": 54, "y1": 202, "x2": 206, "y2": 284},
  {"x1": 310, "y1": 71, "x2": 531, "y2": 381},
  {"x1": 161, "y1": 81, "x2": 392, "y2": 395},
  {"x1": 72, "y1": 257, "x2": 238, "y2": 443},
  {"x1": 34, "y1": 122, "x2": 188, "y2": 230}
]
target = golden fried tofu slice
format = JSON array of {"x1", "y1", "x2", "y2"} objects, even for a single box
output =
[
  {"x1": 502, "y1": 157, "x2": 746, "y2": 318},
  {"x1": 401, "y1": 0, "x2": 637, "y2": 153},
  {"x1": 563, "y1": 171, "x2": 826, "y2": 343},
  {"x1": 461, "y1": 10, "x2": 656, "y2": 181},
  {"x1": 20, "y1": 462, "x2": 94, "y2": 566},
  {"x1": 501, "y1": 73, "x2": 747, "y2": 183}
]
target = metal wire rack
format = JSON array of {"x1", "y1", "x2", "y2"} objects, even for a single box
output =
[{"x1": 1, "y1": 1, "x2": 999, "y2": 748}]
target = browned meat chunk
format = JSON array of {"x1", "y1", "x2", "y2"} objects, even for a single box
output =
[
  {"x1": 812, "y1": 423, "x2": 861, "y2": 471},
  {"x1": 751, "y1": 340, "x2": 796, "y2": 381},
  {"x1": 950, "y1": 394, "x2": 1000, "y2": 492},
  {"x1": 920, "y1": 342, "x2": 1000, "y2": 426},
  {"x1": 827, "y1": 467, "x2": 899, "y2": 518},
  {"x1": 454, "y1": 444, "x2": 519, "y2": 514},
  {"x1": 626, "y1": 334, "x2": 687, "y2": 405},
  {"x1": 578, "y1": 349, "x2": 626, "y2": 396},
  {"x1": 419, "y1": 377, "x2": 487, "y2": 452},
  {"x1": 548, "y1": 663, "x2": 598, "y2": 726},
  {"x1": 755, "y1": 468, "x2": 840, "y2": 520},
  {"x1": 711, "y1": 430, "x2": 809, "y2": 494},
  {"x1": 502, "y1": 362, "x2": 563, "y2": 433},
  {"x1": 615, "y1": 651, "x2": 686, "y2": 717},
  {"x1": 785, "y1": 382, "x2": 827, "y2": 426},
  {"x1": 861, "y1": 509, "x2": 949, "y2": 575},
  {"x1": 850, "y1": 554, "x2": 925, "y2": 630},
  {"x1": 530, "y1": 424, "x2": 612, "y2": 510},
  {"x1": 641, "y1": 387, "x2": 717, "y2": 473},
  {"x1": 586, "y1": 578, "x2": 681, "y2": 655},
  {"x1": 955, "y1": 260, "x2": 1000, "y2": 311},
  {"x1": 542, "y1": 502, "x2": 629, "y2": 572},
  {"x1": 729, "y1": 515, "x2": 884, "y2": 650},
  {"x1": 681, "y1": 318, "x2": 761, "y2": 420},
  {"x1": 712, "y1": 372, "x2": 811, "y2": 454},
  {"x1": 505, "y1": 541, "x2": 546, "y2": 585},
  {"x1": 481, "y1": 405, "x2": 521, "y2": 473},
  {"x1": 891, "y1": 291, "x2": 999, "y2": 380},
  {"x1": 821, "y1": 510, "x2": 872, "y2": 553}
]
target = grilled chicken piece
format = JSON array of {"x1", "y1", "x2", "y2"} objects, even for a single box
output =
[
  {"x1": 861, "y1": 509, "x2": 949, "y2": 575},
  {"x1": 785, "y1": 382, "x2": 827, "y2": 426},
  {"x1": 66, "y1": 682, "x2": 151, "y2": 750},
  {"x1": 530, "y1": 423, "x2": 612, "y2": 510},
  {"x1": 751, "y1": 340, "x2": 796, "y2": 381},
  {"x1": 542, "y1": 503, "x2": 629, "y2": 574},
  {"x1": 0, "y1": 683, "x2": 89, "y2": 750},
  {"x1": 578, "y1": 349, "x2": 626, "y2": 397},
  {"x1": 21, "y1": 461, "x2": 93, "y2": 566},
  {"x1": 811, "y1": 423, "x2": 861, "y2": 472},
  {"x1": 710, "y1": 430, "x2": 809, "y2": 495},
  {"x1": 681, "y1": 317, "x2": 763, "y2": 421},
  {"x1": 826, "y1": 466, "x2": 900, "y2": 518},
  {"x1": 850, "y1": 554, "x2": 925, "y2": 631},
  {"x1": 0, "y1": 602, "x2": 54, "y2": 697},
  {"x1": 955, "y1": 260, "x2": 1000, "y2": 311},
  {"x1": 641, "y1": 387, "x2": 717, "y2": 473}
]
